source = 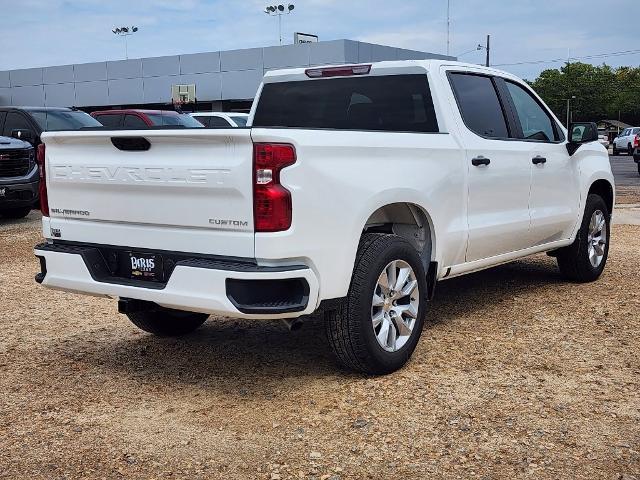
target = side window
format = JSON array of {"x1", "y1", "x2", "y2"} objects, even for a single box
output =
[
  {"x1": 505, "y1": 81, "x2": 558, "y2": 142},
  {"x1": 123, "y1": 114, "x2": 149, "y2": 128},
  {"x1": 634, "y1": 128, "x2": 640, "y2": 135},
  {"x1": 621, "y1": 129, "x2": 630, "y2": 137},
  {"x1": 3, "y1": 112, "x2": 32, "y2": 136},
  {"x1": 209, "y1": 116, "x2": 232, "y2": 128},
  {"x1": 95, "y1": 114, "x2": 122, "y2": 128},
  {"x1": 449, "y1": 73, "x2": 509, "y2": 138},
  {"x1": 192, "y1": 116, "x2": 210, "y2": 127}
]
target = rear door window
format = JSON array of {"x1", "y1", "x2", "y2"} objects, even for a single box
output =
[
  {"x1": 192, "y1": 116, "x2": 210, "y2": 127},
  {"x1": 95, "y1": 114, "x2": 123, "y2": 128},
  {"x1": 253, "y1": 74, "x2": 439, "y2": 133},
  {"x1": 449, "y1": 73, "x2": 509, "y2": 139},
  {"x1": 123, "y1": 114, "x2": 149, "y2": 128},
  {"x1": 209, "y1": 116, "x2": 232, "y2": 128}
]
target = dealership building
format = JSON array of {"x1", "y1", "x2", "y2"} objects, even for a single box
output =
[{"x1": 0, "y1": 40, "x2": 453, "y2": 112}]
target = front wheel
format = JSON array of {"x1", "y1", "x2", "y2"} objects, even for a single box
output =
[
  {"x1": 126, "y1": 308, "x2": 208, "y2": 337},
  {"x1": 612, "y1": 145, "x2": 619, "y2": 156},
  {"x1": 0, "y1": 207, "x2": 31, "y2": 219},
  {"x1": 556, "y1": 194, "x2": 610, "y2": 282},
  {"x1": 325, "y1": 234, "x2": 427, "y2": 375}
]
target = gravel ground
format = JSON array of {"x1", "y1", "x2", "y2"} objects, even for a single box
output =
[{"x1": 0, "y1": 212, "x2": 638, "y2": 480}]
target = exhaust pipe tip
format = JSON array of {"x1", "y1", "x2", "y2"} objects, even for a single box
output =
[{"x1": 282, "y1": 318, "x2": 304, "y2": 331}]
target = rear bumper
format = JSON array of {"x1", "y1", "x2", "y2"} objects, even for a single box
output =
[{"x1": 34, "y1": 242, "x2": 319, "y2": 319}]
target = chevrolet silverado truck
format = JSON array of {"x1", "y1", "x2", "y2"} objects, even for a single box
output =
[
  {"x1": 34, "y1": 60, "x2": 614, "y2": 374},
  {"x1": 0, "y1": 136, "x2": 36, "y2": 218}
]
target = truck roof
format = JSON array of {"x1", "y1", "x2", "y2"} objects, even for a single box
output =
[{"x1": 262, "y1": 59, "x2": 522, "y2": 84}]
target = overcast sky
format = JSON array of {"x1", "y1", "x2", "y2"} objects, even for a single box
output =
[{"x1": 1, "y1": 0, "x2": 638, "y2": 80}]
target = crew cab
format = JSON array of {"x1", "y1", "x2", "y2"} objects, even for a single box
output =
[
  {"x1": 34, "y1": 61, "x2": 614, "y2": 375},
  {"x1": 91, "y1": 109, "x2": 204, "y2": 129},
  {"x1": 0, "y1": 136, "x2": 36, "y2": 219}
]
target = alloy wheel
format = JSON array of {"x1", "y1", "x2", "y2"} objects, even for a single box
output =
[{"x1": 371, "y1": 260, "x2": 420, "y2": 352}]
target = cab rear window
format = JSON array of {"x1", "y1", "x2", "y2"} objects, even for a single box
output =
[{"x1": 253, "y1": 74, "x2": 439, "y2": 133}]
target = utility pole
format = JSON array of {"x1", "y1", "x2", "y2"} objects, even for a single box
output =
[
  {"x1": 566, "y1": 96, "x2": 576, "y2": 127},
  {"x1": 485, "y1": 34, "x2": 490, "y2": 67},
  {"x1": 446, "y1": 0, "x2": 451, "y2": 56}
]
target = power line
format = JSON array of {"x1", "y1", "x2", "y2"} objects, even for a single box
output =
[{"x1": 494, "y1": 48, "x2": 640, "y2": 67}]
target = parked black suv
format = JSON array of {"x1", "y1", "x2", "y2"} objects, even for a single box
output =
[
  {"x1": 0, "y1": 136, "x2": 36, "y2": 218},
  {"x1": 0, "y1": 107, "x2": 102, "y2": 218}
]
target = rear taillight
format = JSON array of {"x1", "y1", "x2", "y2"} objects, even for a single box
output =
[
  {"x1": 253, "y1": 143, "x2": 296, "y2": 232},
  {"x1": 305, "y1": 64, "x2": 372, "y2": 78},
  {"x1": 634, "y1": 135, "x2": 639, "y2": 148},
  {"x1": 36, "y1": 143, "x2": 49, "y2": 217}
]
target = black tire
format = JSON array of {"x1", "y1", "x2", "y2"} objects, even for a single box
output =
[
  {"x1": 637, "y1": 162, "x2": 640, "y2": 176},
  {"x1": 0, "y1": 207, "x2": 31, "y2": 219},
  {"x1": 325, "y1": 233, "x2": 427, "y2": 375},
  {"x1": 612, "y1": 145, "x2": 619, "y2": 156},
  {"x1": 556, "y1": 194, "x2": 610, "y2": 283},
  {"x1": 126, "y1": 307, "x2": 208, "y2": 337},
  {"x1": 628, "y1": 144, "x2": 634, "y2": 156}
]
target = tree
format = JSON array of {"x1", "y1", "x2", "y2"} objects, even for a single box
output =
[{"x1": 528, "y1": 62, "x2": 640, "y2": 125}]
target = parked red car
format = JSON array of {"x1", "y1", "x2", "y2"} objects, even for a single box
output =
[{"x1": 91, "y1": 109, "x2": 204, "y2": 128}]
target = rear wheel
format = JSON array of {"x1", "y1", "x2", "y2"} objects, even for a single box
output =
[
  {"x1": 556, "y1": 194, "x2": 610, "y2": 282},
  {"x1": 126, "y1": 308, "x2": 208, "y2": 337},
  {"x1": 628, "y1": 144, "x2": 634, "y2": 156},
  {"x1": 637, "y1": 162, "x2": 640, "y2": 176},
  {"x1": 325, "y1": 233, "x2": 427, "y2": 375},
  {"x1": 0, "y1": 207, "x2": 31, "y2": 219}
]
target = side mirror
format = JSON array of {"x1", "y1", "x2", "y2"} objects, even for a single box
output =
[
  {"x1": 11, "y1": 128, "x2": 35, "y2": 144},
  {"x1": 567, "y1": 122, "x2": 598, "y2": 155}
]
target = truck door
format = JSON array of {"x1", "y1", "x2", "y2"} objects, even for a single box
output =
[
  {"x1": 449, "y1": 72, "x2": 533, "y2": 262},
  {"x1": 501, "y1": 80, "x2": 580, "y2": 245}
]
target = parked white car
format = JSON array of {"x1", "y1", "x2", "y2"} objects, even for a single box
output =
[
  {"x1": 612, "y1": 126, "x2": 640, "y2": 155},
  {"x1": 190, "y1": 112, "x2": 249, "y2": 128},
  {"x1": 34, "y1": 60, "x2": 614, "y2": 374}
]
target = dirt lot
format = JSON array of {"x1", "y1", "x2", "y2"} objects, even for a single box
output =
[{"x1": 1, "y1": 212, "x2": 639, "y2": 480}]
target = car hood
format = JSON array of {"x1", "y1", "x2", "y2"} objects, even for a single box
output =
[{"x1": 0, "y1": 136, "x2": 31, "y2": 149}]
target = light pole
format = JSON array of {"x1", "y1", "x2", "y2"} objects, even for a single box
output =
[
  {"x1": 112, "y1": 26, "x2": 139, "y2": 60},
  {"x1": 566, "y1": 95, "x2": 576, "y2": 127},
  {"x1": 264, "y1": 4, "x2": 295, "y2": 46}
]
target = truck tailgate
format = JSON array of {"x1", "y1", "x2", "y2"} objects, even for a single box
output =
[{"x1": 41, "y1": 129, "x2": 255, "y2": 258}]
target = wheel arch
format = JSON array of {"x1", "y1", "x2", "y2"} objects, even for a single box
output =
[
  {"x1": 362, "y1": 202, "x2": 436, "y2": 271},
  {"x1": 588, "y1": 179, "x2": 614, "y2": 215}
]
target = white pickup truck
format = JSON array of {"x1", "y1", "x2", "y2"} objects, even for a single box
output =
[{"x1": 34, "y1": 60, "x2": 614, "y2": 374}]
